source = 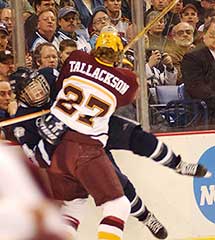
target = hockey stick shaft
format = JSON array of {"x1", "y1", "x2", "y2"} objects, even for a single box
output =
[
  {"x1": 123, "y1": 0, "x2": 179, "y2": 53},
  {"x1": 0, "y1": 109, "x2": 50, "y2": 127}
]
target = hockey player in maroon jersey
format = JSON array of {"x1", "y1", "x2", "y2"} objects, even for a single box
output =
[
  {"x1": 11, "y1": 66, "x2": 169, "y2": 239},
  {"x1": 38, "y1": 25, "x2": 139, "y2": 240}
]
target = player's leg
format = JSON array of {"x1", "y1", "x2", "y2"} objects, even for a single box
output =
[
  {"x1": 106, "y1": 149, "x2": 168, "y2": 239},
  {"x1": 51, "y1": 131, "x2": 131, "y2": 240},
  {"x1": 75, "y1": 144, "x2": 130, "y2": 240},
  {"x1": 60, "y1": 198, "x2": 88, "y2": 239},
  {"x1": 47, "y1": 171, "x2": 89, "y2": 239},
  {"x1": 107, "y1": 115, "x2": 208, "y2": 177}
]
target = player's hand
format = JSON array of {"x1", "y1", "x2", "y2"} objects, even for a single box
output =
[{"x1": 38, "y1": 114, "x2": 68, "y2": 145}]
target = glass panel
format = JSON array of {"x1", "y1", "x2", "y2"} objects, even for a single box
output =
[{"x1": 129, "y1": 0, "x2": 212, "y2": 133}]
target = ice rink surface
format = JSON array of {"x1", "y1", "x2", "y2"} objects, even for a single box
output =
[{"x1": 77, "y1": 149, "x2": 215, "y2": 240}]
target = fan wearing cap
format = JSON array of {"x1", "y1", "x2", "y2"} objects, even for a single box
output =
[
  {"x1": 89, "y1": 6, "x2": 111, "y2": 48},
  {"x1": 57, "y1": 6, "x2": 91, "y2": 52},
  {"x1": 180, "y1": 4, "x2": 200, "y2": 32},
  {"x1": 180, "y1": 3, "x2": 201, "y2": 44},
  {"x1": 0, "y1": 21, "x2": 9, "y2": 53}
]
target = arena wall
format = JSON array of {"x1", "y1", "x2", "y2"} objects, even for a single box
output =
[
  {"x1": 4, "y1": 131, "x2": 215, "y2": 239},
  {"x1": 79, "y1": 130, "x2": 215, "y2": 240}
]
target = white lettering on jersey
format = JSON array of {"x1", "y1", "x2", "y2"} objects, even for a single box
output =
[{"x1": 69, "y1": 61, "x2": 130, "y2": 95}]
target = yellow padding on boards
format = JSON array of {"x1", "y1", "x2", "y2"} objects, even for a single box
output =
[
  {"x1": 98, "y1": 231, "x2": 121, "y2": 240},
  {"x1": 183, "y1": 237, "x2": 215, "y2": 240}
]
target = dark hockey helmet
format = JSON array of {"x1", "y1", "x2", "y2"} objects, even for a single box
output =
[{"x1": 9, "y1": 67, "x2": 50, "y2": 107}]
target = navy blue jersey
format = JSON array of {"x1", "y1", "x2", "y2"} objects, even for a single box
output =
[{"x1": 12, "y1": 68, "x2": 59, "y2": 165}]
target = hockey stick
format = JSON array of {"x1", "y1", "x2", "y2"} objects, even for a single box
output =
[
  {"x1": 123, "y1": 0, "x2": 179, "y2": 53},
  {"x1": 0, "y1": 109, "x2": 50, "y2": 128}
]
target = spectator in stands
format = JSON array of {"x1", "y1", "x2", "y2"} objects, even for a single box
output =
[
  {"x1": 201, "y1": 0, "x2": 215, "y2": 10},
  {"x1": 171, "y1": 0, "x2": 183, "y2": 22},
  {"x1": 180, "y1": 3, "x2": 200, "y2": 43},
  {"x1": 196, "y1": 8, "x2": 215, "y2": 46},
  {"x1": 28, "y1": 9, "x2": 59, "y2": 52},
  {"x1": 89, "y1": 6, "x2": 111, "y2": 47},
  {"x1": 146, "y1": 49, "x2": 177, "y2": 88},
  {"x1": 22, "y1": 0, "x2": 35, "y2": 22},
  {"x1": 59, "y1": 39, "x2": 77, "y2": 68},
  {"x1": 180, "y1": 3, "x2": 199, "y2": 28},
  {"x1": 198, "y1": 8, "x2": 215, "y2": 32},
  {"x1": 32, "y1": 42, "x2": 59, "y2": 69},
  {"x1": 165, "y1": 0, "x2": 183, "y2": 36},
  {"x1": 72, "y1": 0, "x2": 104, "y2": 28},
  {"x1": 145, "y1": 0, "x2": 169, "y2": 16},
  {"x1": 165, "y1": 22, "x2": 195, "y2": 84},
  {"x1": 57, "y1": 6, "x2": 91, "y2": 52},
  {"x1": 24, "y1": 0, "x2": 57, "y2": 43},
  {"x1": 146, "y1": 11, "x2": 167, "y2": 51},
  {"x1": 182, "y1": 18, "x2": 215, "y2": 124},
  {"x1": 0, "y1": 75, "x2": 17, "y2": 139},
  {"x1": 104, "y1": 0, "x2": 132, "y2": 38},
  {"x1": 0, "y1": 7, "x2": 12, "y2": 50},
  {"x1": 199, "y1": 0, "x2": 215, "y2": 23},
  {"x1": 0, "y1": 51, "x2": 14, "y2": 76},
  {"x1": 59, "y1": 0, "x2": 75, "y2": 8},
  {"x1": 0, "y1": 75, "x2": 13, "y2": 119},
  {"x1": 145, "y1": 0, "x2": 170, "y2": 36},
  {"x1": 0, "y1": 7, "x2": 12, "y2": 33},
  {"x1": 0, "y1": 21, "x2": 9, "y2": 53}
]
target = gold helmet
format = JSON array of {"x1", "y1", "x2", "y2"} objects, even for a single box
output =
[{"x1": 95, "y1": 25, "x2": 123, "y2": 53}]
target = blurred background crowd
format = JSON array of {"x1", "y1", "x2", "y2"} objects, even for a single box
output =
[{"x1": 0, "y1": 0, "x2": 215, "y2": 133}]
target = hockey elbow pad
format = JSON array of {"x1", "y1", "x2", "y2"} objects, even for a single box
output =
[{"x1": 38, "y1": 113, "x2": 68, "y2": 145}]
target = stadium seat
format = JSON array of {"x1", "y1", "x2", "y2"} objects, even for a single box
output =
[{"x1": 149, "y1": 84, "x2": 208, "y2": 129}]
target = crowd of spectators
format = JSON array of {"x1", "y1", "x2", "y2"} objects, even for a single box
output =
[{"x1": 0, "y1": 0, "x2": 215, "y2": 131}]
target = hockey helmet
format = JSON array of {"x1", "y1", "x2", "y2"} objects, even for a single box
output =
[
  {"x1": 95, "y1": 25, "x2": 124, "y2": 53},
  {"x1": 9, "y1": 67, "x2": 50, "y2": 107}
]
